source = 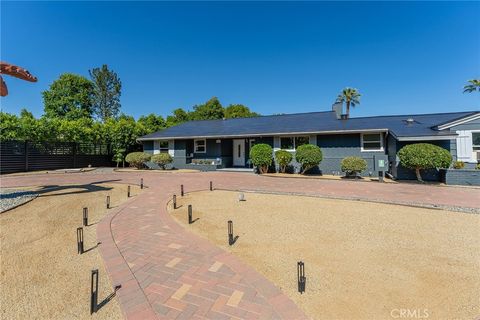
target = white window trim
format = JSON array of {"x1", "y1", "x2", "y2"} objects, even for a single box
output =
[
  {"x1": 279, "y1": 135, "x2": 310, "y2": 151},
  {"x1": 361, "y1": 133, "x2": 384, "y2": 152},
  {"x1": 471, "y1": 130, "x2": 480, "y2": 162},
  {"x1": 194, "y1": 139, "x2": 206, "y2": 153}
]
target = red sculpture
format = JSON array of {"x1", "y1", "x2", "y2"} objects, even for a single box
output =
[{"x1": 0, "y1": 62, "x2": 37, "y2": 97}]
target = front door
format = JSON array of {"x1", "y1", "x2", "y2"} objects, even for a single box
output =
[{"x1": 233, "y1": 139, "x2": 245, "y2": 166}]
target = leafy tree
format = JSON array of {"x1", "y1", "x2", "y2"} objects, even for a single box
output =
[
  {"x1": 43, "y1": 73, "x2": 94, "y2": 120},
  {"x1": 190, "y1": 97, "x2": 224, "y2": 120},
  {"x1": 295, "y1": 144, "x2": 323, "y2": 174},
  {"x1": 166, "y1": 108, "x2": 190, "y2": 127},
  {"x1": 89, "y1": 65, "x2": 122, "y2": 121},
  {"x1": 250, "y1": 144, "x2": 273, "y2": 174},
  {"x1": 463, "y1": 79, "x2": 480, "y2": 93},
  {"x1": 125, "y1": 152, "x2": 151, "y2": 169},
  {"x1": 335, "y1": 87, "x2": 361, "y2": 118},
  {"x1": 104, "y1": 116, "x2": 142, "y2": 154},
  {"x1": 397, "y1": 143, "x2": 452, "y2": 182},
  {"x1": 341, "y1": 156, "x2": 367, "y2": 177},
  {"x1": 138, "y1": 113, "x2": 166, "y2": 134},
  {"x1": 0, "y1": 112, "x2": 20, "y2": 141},
  {"x1": 224, "y1": 104, "x2": 259, "y2": 119},
  {"x1": 151, "y1": 153, "x2": 173, "y2": 169},
  {"x1": 275, "y1": 150, "x2": 293, "y2": 173},
  {"x1": 113, "y1": 148, "x2": 126, "y2": 168}
]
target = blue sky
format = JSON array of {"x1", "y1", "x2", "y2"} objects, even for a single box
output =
[{"x1": 1, "y1": 1, "x2": 479, "y2": 119}]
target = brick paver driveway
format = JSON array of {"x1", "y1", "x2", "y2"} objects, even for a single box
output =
[{"x1": 2, "y1": 170, "x2": 479, "y2": 319}]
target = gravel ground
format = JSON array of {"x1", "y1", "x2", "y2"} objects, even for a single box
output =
[
  {"x1": 1, "y1": 183, "x2": 140, "y2": 319},
  {"x1": 171, "y1": 190, "x2": 480, "y2": 320},
  {"x1": 0, "y1": 189, "x2": 38, "y2": 212}
]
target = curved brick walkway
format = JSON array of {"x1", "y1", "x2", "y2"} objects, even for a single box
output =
[{"x1": 2, "y1": 170, "x2": 479, "y2": 319}]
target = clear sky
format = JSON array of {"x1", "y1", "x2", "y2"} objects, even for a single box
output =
[{"x1": 1, "y1": 1, "x2": 479, "y2": 119}]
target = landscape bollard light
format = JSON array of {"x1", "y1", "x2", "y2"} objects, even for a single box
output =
[
  {"x1": 106, "y1": 195, "x2": 110, "y2": 209},
  {"x1": 228, "y1": 220, "x2": 234, "y2": 245},
  {"x1": 181, "y1": 184, "x2": 184, "y2": 197},
  {"x1": 140, "y1": 178, "x2": 144, "y2": 189},
  {"x1": 90, "y1": 269, "x2": 99, "y2": 314},
  {"x1": 77, "y1": 227, "x2": 84, "y2": 254},
  {"x1": 297, "y1": 261, "x2": 306, "y2": 294},
  {"x1": 238, "y1": 193, "x2": 245, "y2": 201},
  {"x1": 173, "y1": 194, "x2": 177, "y2": 209},
  {"x1": 188, "y1": 205, "x2": 193, "y2": 224},
  {"x1": 210, "y1": 181, "x2": 213, "y2": 191},
  {"x1": 127, "y1": 185, "x2": 131, "y2": 198},
  {"x1": 83, "y1": 207, "x2": 88, "y2": 226}
]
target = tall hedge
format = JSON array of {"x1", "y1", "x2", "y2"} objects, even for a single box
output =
[
  {"x1": 275, "y1": 150, "x2": 293, "y2": 173},
  {"x1": 397, "y1": 143, "x2": 451, "y2": 181},
  {"x1": 250, "y1": 144, "x2": 273, "y2": 174},
  {"x1": 125, "y1": 152, "x2": 151, "y2": 169},
  {"x1": 295, "y1": 144, "x2": 323, "y2": 174}
]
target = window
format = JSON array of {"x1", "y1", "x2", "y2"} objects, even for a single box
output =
[
  {"x1": 159, "y1": 141, "x2": 169, "y2": 153},
  {"x1": 280, "y1": 136, "x2": 309, "y2": 150},
  {"x1": 473, "y1": 132, "x2": 480, "y2": 151},
  {"x1": 361, "y1": 133, "x2": 383, "y2": 151},
  {"x1": 194, "y1": 139, "x2": 206, "y2": 153}
]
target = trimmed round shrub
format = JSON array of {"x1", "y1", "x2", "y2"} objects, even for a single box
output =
[
  {"x1": 250, "y1": 144, "x2": 273, "y2": 174},
  {"x1": 453, "y1": 161, "x2": 465, "y2": 169},
  {"x1": 341, "y1": 156, "x2": 367, "y2": 177},
  {"x1": 295, "y1": 144, "x2": 323, "y2": 174},
  {"x1": 151, "y1": 153, "x2": 173, "y2": 169},
  {"x1": 275, "y1": 150, "x2": 293, "y2": 173},
  {"x1": 125, "y1": 152, "x2": 151, "y2": 169},
  {"x1": 397, "y1": 143, "x2": 452, "y2": 182}
]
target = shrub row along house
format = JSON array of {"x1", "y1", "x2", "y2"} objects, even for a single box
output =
[{"x1": 138, "y1": 104, "x2": 480, "y2": 181}]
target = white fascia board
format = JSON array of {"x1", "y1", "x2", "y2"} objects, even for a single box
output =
[
  {"x1": 396, "y1": 135, "x2": 458, "y2": 141},
  {"x1": 137, "y1": 129, "x2": 389, "y2": 141},
  {"x1": 437, "y1": 113, "x2": 480, "y2": 130}
]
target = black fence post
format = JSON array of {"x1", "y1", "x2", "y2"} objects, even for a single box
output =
[
  {"x1": 24, "y1": 141, "x2": 29, "y2": 172},
  {"x1": 90, "y1": 269, "x2": 99, "y2": 314},
  {"x1": 210, "y1": 181, "x2": 213, "y2": 191},
  {"x1": 127, "y1": 185, "x2": 131, "y2": 198},
  {"x1": 181, "y1": 185, "x2": 184, "y2": 197},
  {"x1": 106, "y1": 196, "x2": 110, "y2": 209},
  {"x1": 188, "y1": 205, "x2": 193, "y2": 224},
  {"x1": 77, "y1": 227, "x2": 84, "y2": 254},
  {"x1": 228, "y1": 220, "x2": 234, "y2": 245},
  {"x1": 83, "y1": 207, "x2": 88, "y2": 226},
  {"x1": 297, "y1": 261, "x2": 306, "y2": 294},
  {"x1": 173, "y1": 194, "x2": 177, "y2": 209},
  {"x1": 140, "y1": 178, "x2": 144, "y2": 189}
]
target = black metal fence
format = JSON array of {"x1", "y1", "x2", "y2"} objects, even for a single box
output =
[{"x1": 0, "y1": 140, "x2": 114, "y2": 174}]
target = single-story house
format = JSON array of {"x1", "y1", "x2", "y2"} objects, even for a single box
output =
[{"x1": 138, "y1": 104, "x2": 480, "y2": 181}]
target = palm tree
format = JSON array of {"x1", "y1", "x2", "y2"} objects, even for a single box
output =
[
  {"x1": 335, "y1": 87, "x2": 361, "y2": 118},
  {"x1": 463, "y1": 79, "x2": 480, "y2": 93}
]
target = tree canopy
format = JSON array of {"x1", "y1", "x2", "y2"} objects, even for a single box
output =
[
  {"x1": 89, "y1": 64, "x2": 122, "y2": 121},
  {"x1": 463, "y1": 79, "x2": 480, "y2": 93},
  {"x1": 224, "y1": 104, "x2": 259, "y2": 119},
  {"x1": 42, "y1": 73, "x2": 94, "y2": 120},
  {"x1": 335, "y1": 87, "x2": 361, "y2": 118}
]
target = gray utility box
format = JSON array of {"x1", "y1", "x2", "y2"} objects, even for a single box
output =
[{"x1": 374, "y1": 154, "x2": 389, "y2": 181}]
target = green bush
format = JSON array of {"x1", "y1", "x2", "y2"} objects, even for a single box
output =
[
  {"x1": 125, "y1": 152, "x2": 151, "y2": 169},
  {"x1": 151, "y1": 153, "x2": 173, "y2": 169},
  {"x1": 476, "y1": 164, "x2": 480, "y2": 170},
  {"x1": 453, "y1": 161, "x2": 465, "y2": 169},
  {"x1": 275, "y1": 150, "x2": 293, "y2": 173},
  {"x1": 341, "y1": 156, "x2": 367, "y2": 176},
  {"x1": 397, "y1": 143, "x2": 452, "y2": 182},
  {"x1": 250, "y1": 144, "x2": 273, "y2": 174},
  {"x1": 295, "y1": 144, "x2": 323, "y2": 174}
]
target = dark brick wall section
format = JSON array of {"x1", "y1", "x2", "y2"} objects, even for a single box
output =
[{"x1": 443, "y1": 169, "x2": 480, "y2": 186}]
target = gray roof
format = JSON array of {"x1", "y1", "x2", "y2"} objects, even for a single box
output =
[{"x1": 138, "y1": 110, "x2": 479, "y2": 140}]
